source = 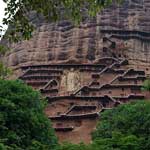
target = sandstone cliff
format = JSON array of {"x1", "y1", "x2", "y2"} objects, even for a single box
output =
[
  {"x1": 2, "y1": 0, "x2": 150, "y2": 76},
  {"x1": 2, "y1": 0, "x2": 150, "y2": 143}
]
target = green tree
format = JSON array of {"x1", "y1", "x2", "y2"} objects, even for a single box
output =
[
  {"x1": 0, "y1": 45, "x2": 11, "y2": 79},
  {"x1": 141, "y1": 79, "x2": 150, "y2": 92},
  {"x1": 0, "y1": 79, "x2": 58, "y2": 150},
  {"x1": 92, "y1": 100, "x2": 150, "y2": 150},
  {"x1": 1, "y1": 0, "x2": 122, "y2": 42}
]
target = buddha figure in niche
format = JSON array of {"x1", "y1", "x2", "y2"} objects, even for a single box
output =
[{"x1": 61, "y1": 68, "x2": 81, "y2": 93}]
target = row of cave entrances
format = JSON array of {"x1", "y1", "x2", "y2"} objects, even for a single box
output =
[{"x1": 19, "y1": 57, "x2": 147, "y2": 143}]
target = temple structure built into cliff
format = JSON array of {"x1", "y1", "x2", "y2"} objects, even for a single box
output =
[
  {"x1": 2, "y1": 0, "x2": 150, "y2": 143},
  {"x1": 19, "y1": 57, "x2": 147, "y2": 143}
]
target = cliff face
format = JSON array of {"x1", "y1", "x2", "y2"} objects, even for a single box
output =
[
  {"x1": 2, "y1": 0, "x2": 150, "y2": 144},
  {"x1": 3, "y1": 0, "x2": 150, "y2": 73},
  {"x1": 19, "y1": 58, "x2": 147, "y2": 144}
]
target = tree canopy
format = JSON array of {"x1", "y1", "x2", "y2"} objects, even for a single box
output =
[
  {"x1": 0, "y1": 79, "x2": 58, "y2": 150},
  {"x1": 92, "y1": 100, "x2": 150, "y2": 150}
]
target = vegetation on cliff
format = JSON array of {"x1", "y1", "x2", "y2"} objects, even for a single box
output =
[
  {"x1": 0, "y1": 79, "x2": 58, "y2": 150},
  {"x1": 141, "y1": 79, "x2": 150, "y2": 92},
  {"x1": 0, "y1": 45, "x2": 11, "y2": 79}
]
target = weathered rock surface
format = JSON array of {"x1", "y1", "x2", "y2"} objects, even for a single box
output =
[
  {"x1": 2, "y1": 0, "x2": 150, "y2": 75},
  {"x1": 2, "y1": 0, "x2": 150, "y2": 144}
]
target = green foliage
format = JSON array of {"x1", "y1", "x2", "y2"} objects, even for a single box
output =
[
  {"x1": 92, "y1": 100, "x2": 150, "y2": 150},
  {"x1": 0, "y1": 45, "x2": 11, "y2": 80},
  {"x1": 2, "y1": 0, "x2": 122, "y2": 42},
  {"x1": 0, "y1": 80, "x2": 58, "y2": 150},
  {"x1": 141, "y1": 79, "x2": 150, "y2": 92},
  {"x1": 60, "y1": 142, "x2": 91, "y2": 150},
  {"x1": 0, "y1": 62, "x2": 12, "y2": 80},
  {"x1": 0, "y1": 45, "x2": 9, "y2": 56}
]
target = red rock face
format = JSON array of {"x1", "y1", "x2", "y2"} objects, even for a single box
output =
[
  {"x1": 3, "y1": 0, "x2": 150, "y2": 73},
  {"x1": 2, "y1": 0, "x2": 150, "y2": 144}
]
